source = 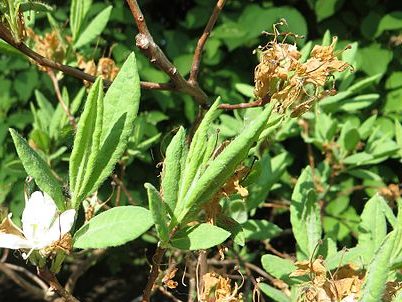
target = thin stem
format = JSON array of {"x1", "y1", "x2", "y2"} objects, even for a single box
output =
[
  {"x1": 125, "y1": 0, "x2": 209, "y2": 105},
  {"x1": 0, "y1": 263, "x2": 44, "y2": 299},
  {"x1": 189, "y1": 0, "x2": 227, "y2": 83},
  {"x1": 4, "y1": 263, "x2": 48, "y2": 290},
  {"x1": 218, "y1": 98, "x2": 268, "y2": 110},
  {"x1": 141, "y1": 246, "x2": 166, "y2": 302},
  {"x1": 38, "y1": 267, "x2": 80, "y2": 302},
  {"x1": 0, "y1": 22, "x2": 170, "y2": 91},
  {"x1": 48, "y1": 70, "x2": 77, "y2": 129}
]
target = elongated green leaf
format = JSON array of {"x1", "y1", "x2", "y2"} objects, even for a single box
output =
[
  {"x1": 242, "y1": 219, "x2": 282, "y2": 241},
  {"x1": 395, "y1": 119, "x2": 402, "y2": 157},
  {"x1": 175, "y1": 105, "x2": 272, "y2": 223},
  {"x1": 261, "y1": 254, "x2": 299, "y2": 285},
  {"x1": 359, "y1": 229, "x2": 400, "y2": 302},
  {"x1": 161, "y1": 127, "x2": 187, "y2": 214},
  {"x1": 70, "y1": 78, "x2": 103, "y2": 207},
  {"x1": 357, "y1": 194, "x2": 387, "y2": 264},
  {"x1": 170, "y1": 223, "x2": 230, "y2": 250},
  {"x1": 72, "y1": 53, "x2": 140, "y2": 206},
  {"x1": 290, "y1": 167, "x2": 321, "y2": 259},
  {"x1": 177, "y1": 100, "x2": 221, "y2": 207},
  {"x1": 9, "y1": 129, "x2": 65, "y2": 210},
  {"x1": 259, "y1": 283, "x2": 290, "y2": 302},
  {"x1": 347, "y1": 74, "x2": 382, "y2": 93},
  {"x1": 145, "y1": 183, "x2": 169, "y2": 244},
  {"x1": 74, "y1": 5, "x2": 112, "y2": 48},
  {"x1": 70, "y1": 0, "x2": 92, "y2": 40},
  {"x1": 73, "y1": 206, "x2": 153, "y2": 248}
]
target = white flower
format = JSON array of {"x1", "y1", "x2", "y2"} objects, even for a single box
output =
[{"x1": 0, "y1": 191, "x2": 75, "y2": 257}]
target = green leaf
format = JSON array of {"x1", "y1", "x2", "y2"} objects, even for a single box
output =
[
  {"x1": 70, "y1": 0, "x2": 92, "y2": 40},
  {"x1": 343, "y1": 152, "x2": 373, "y2": 165},
  {"x1": 70, "y1": 78, "x2": 104, "y2": 207},
  {"x1": 245, "y1": 152, "x2": 292, "y2": 210},
  {"x1": 170, "y1": 223, "x2": 230, "y2": 250},
  {"x1": 357, "y1": 194, "x2": 387, "y2": 264},
  {"x1": 175, "y1": 105, "x2": 272, "y2": 223},
  {"x1": 216, "y1": 214, "x2": 245, "y2": 246},
  {"x1": 338, "y1": 94, "x2": 379, "y2": 112},
  {"x1": 374, "y1": 11, "x2": 402, "y2": 38},
  {"x1": 358, "y1": 44, "x2": 393, "y2": 77},
  {"x1": 347, "y1": 74, "x2": 382, "y2": 93},
  {"x1": 315, "y1": 0, "x2": 344, "y2": 22},
  {"x1": 290, "y1": 166, "x2": 321, "y2": 259},
  {"x1": 161, "y1": 127, "x2": 187, "y2": 215},
  {"x1": 71, "y1": 53, "x2": 140, "y2": 207},
  {"x1": 342, "y1": 128, "x2": 360, "y2": 152},
  {"x1": 259, "y1": 283, "x2": 290, "y2": 302},
  {"x1": 359, "y1": 115, "x2": 377, "y2": 140},
  {"x1": 9, "y1": 129, "x2": 65, "y2": 210},
  {"x1": 73, "y1": 206, "x2": 153, "y2": 249},
  {"x1": 359, "y1": 229, "x2": 400, "y2": 302},
  {"x1": 235, "y1": 83, "x2": 255, "y2": 98},
  {"x1": 242, "y1": 219, "x2": 282, "y2": 241},
  {"x1": 74, "y1": 5, "x2": 112, "y2": 48},
  {"x1": 395, "y1": 119, "x2": 402, "y2": 157},
  {"x1": 261, "y1": 254, "x2": 299, "y2": 285},
  {"x1": 145, "y1": 183, "x2": 169, "y2": 244}
]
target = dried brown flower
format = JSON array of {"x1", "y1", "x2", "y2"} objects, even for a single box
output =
[{"x1": 254, "y1": 27, "x2": 352, "y2": 117}]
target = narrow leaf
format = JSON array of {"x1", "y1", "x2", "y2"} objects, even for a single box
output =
[
  {"x1": 72, "y1": 53, "x2": 140, "y2": 206},
  {"x1": 259, "y1": 283, "x2": 290, "y2": 302},
  {"x1": 9, "y1": 129, "x2": 65, "y2": 210},
  {"x1": 290, "y1": 166, "x2": 321, "y2": 259},
  {"x1": 357, "y1": 194, "x2": 387, "y2": 264},
  {"x1": 175, "y1": 105, "x2": 272, "y2": 223},
  {"x1": 170, "y1": 223, "x2": 230, "y2": 250},
  {"x1": 70, "y1": 78, "x2": 103, "y2": 207},
  {"x1": 359, "y1": 229, "x2": 400, "y2": 302},
  {"x1": 73, "y1": 206, "x2": 153, "y2": 248},
  {"x1": 242, "y1": 219, "x2": 282, "y2": 241},
  {"x1": 74, "y1": 6, "x2": 112, "y2": 48},
  {"x1": 261, "y1": 254, "x2": 299, "y2": 285},
  {"x1": 145, "y1": 183, "x2": 169, "y2": 244},
  {"x1": 161, "y1": 127, "x2": 187, "y2": 214}
]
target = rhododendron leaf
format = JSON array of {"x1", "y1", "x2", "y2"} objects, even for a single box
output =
[
  {"x1": 170, "y1": 223, "x2": 230, "y2": 250},
  {"x1": 145, "y1": 183, "x2": 169, "y2": 244},
  {"x1": 73, "y1": 206, "x2": 153, "y2": 249},
  {"x1": 9, "y1": 129, "x2": 65, "y2": 210}
]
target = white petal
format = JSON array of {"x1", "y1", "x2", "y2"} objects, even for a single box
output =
[
  {"x1": 43, "y1": 209, "x2": 76, "y2": 246},
  {"x1": 0, "y1": 233, "x2": 32, "y2": 249},
  {"x1": 22, "y1": 191, "x2": 58, "y2": 242}
]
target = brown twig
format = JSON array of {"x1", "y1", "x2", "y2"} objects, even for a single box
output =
[
  {"x1": 48, "y1": 69, "x2": 77, "y2": 128},
  {"x1": 218, "y1": 97, "x2": 270, "y2": 110},
  {"x1": 142, "y1": 246, "x2": 167, "y2": 302},
  {"x1": 0, "y1": 262, "x2": 45, "y2": 299},
  {"x1": 189, "y1": 0, "x2": 227, "y2": 83},
  {"x1": 38, "y1": 267, "x2": 80, "y2": 302},
  {"x1": 0, "y1": 22, "x2": 171, "y2": 91},
  {"x1": 126, "y1": 0, "x2": 209, "y2": 106},
  {"x1": 3, "y1": 263, "x2": 48, "y2": 290}
]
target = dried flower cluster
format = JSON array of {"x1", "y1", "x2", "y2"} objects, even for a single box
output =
[
  {"x1": 78, "y1": 56, "x2": 120, "y2": 86},
  {"x1": 290, "y1": 257, "x2": 401, "y2": 302},
  {"x1": 28, "y1": 29, "x2": 67, "y2": 67},
  {"x1": 254, "y1": 31, "x2": 352, "y2": 117},
  {"x1": 201, "y1": 272, "x2": 243, "y2": 302}
]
